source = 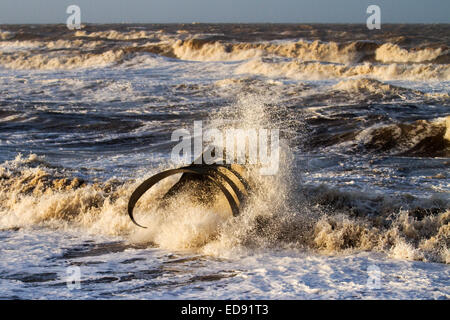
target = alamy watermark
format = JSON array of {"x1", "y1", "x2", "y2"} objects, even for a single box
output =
[
  {"x1": 366, "y1": 5, "x2": 381, "y2": 30},
  {"x1": 65, "y1": 4, "x2": 380, "y2": 31},
  {"x1": 66, "y1": 5, "x2": 81, "y2": 30},
  {"x1": 171, "y1": 121, "x2": 280, "y2": 175},
  {"x1": 66, "y1": 266, "x2": 81, "y2": 290},
  {"x1": 366, "y1": 265, "x2": 381, "y2": 289}
]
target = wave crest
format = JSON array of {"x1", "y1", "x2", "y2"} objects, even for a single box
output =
[
  {"x1": 171, "y1": 39, "x2": 377, "y2": 63},
  {"x1": 236, "y1": 58, "x2": 450, "y2": 80},
  {"x1": 353, "y1": 117, "x2": 450, "y2": 157},
  {"x1": 376, "y1": 43, "x2": 449, "y2": 63},
  {"x1": 0, "y1": 49, "x2": 125, "y2": 70}
]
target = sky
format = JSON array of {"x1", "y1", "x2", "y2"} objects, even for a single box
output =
[{"x1": 0, "y1": 0, "x2": 449, "y2": 24}]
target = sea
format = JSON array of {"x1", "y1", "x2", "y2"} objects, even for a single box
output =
[{"x1": 0, "y1": 23, "x2": 449, "y2": 299}]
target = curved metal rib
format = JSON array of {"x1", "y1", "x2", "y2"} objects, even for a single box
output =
[{"x1": 210, "y1": 164, "x2": 251, "y2": 194}]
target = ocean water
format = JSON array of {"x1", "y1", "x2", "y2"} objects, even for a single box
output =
[{"x1": 0, "y1": 24, "x2": 449, "y2": 299}]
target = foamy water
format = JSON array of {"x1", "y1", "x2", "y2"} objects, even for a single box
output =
[{"x1": 0, "y1": 24, "x2": 449, "y2": 299}]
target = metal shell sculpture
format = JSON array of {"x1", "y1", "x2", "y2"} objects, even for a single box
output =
[{"x1": 128, "y1": 162, "x2": 251, "y2": 228}]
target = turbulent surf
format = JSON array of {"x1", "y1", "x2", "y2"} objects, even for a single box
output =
[{"x1": 0, "y1": 24, "x2": 449, "y2": 299}]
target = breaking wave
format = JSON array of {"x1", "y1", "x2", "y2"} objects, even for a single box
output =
[
  {"x1": 236, "y1": 58, "x2": 450, "y2": 81},
  {"x1": 0, "y1": 49, "x2": 126, "y2": 70},
  {"x1": 1, "y1": 30, "x2": 449, "y2": 81},
  {"x1": 375, "y1": 43, "x2": 449, "y2": 64},
  {"x1": 171, "y1": 39, "x2": 376, "y2": 63},
  {"x1": 306, "y1": 111, "x2": 450, "y2": 157},
  {"x1": 171, "y1": 39, "x2": 449, "y2": 65},
  {"x1": 351, "y1": 117, "x2": 450, "y2": 157},
  {"x1": 2, "y1": 48, "x2": 448, "y2": 81},
  {"x1": 0, "y1": 30, "x2": 15, "y2": 40},
  {"x1": 74, "y1": 30, "x2": 159, "y2": 41},
  {"x1": 332, "y1": 78, "x2": 421, "y2": 96}
]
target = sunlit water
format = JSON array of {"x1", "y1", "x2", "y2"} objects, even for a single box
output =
[{"x1": 0, "y1": 24, "x2": 449, "y2": 299}]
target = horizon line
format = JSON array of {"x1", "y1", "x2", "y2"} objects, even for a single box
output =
[{"x1": 1, "y1": 22, "x2": 450, "y2": 25}]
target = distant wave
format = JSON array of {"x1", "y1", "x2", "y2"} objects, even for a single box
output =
[
  {"x1": 0, "y1": 49, "x2": 125, "y2": 70},
  {"x1": 0, "y1": 29, "x2": 15, "y2": 40},
  {"x1": 236, "y1": 58, "x2": 450, "y2": 81},
  {"x1": 348, "y1": 117, "x2": 450, "y2": 157},
  {"x1": 0, "y1": 27, "x2": 448, "y2": 81},
  {"x1": 375, "y1": 43, "x2": 449, "y2": 64}
]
